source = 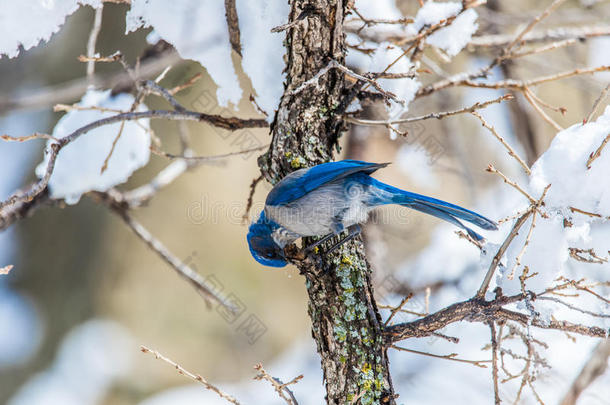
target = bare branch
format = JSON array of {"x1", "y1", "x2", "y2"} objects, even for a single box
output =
[
  {"x1": 0, "y1": 108, "x2": 267, "y2": 213},
  {"x1": 469, "y1": 24, "x2": 610, "y2": 48},
  {"x1": 390, "y1": 345, "x2": 491, "y2": 368},
  {"x1": 508, "y1": 212, "x2": 539, "y2": 280},
  {"x1": 242, "y1": 174, "x2": 264, "y2": 224},
  {"x1": 537, "y1": 296, "x2": 610, "y2": 319},
  {"x1": 167, "y1": 72, "x2": 203, "y2": 95},
  {"x1": 384, "y1": 294, "x2": 610, "y2": 344},
  {"x1": 85, "y1": 4, "x2": 104, "y2": 82},
  {"x1": 568, "y1": 248, "x2": 608, "y2": 264},
  {"x1": 470, "y1": 111, "x2": 531, "y2": 175},
  {"x1": 155, "y1": 144, "x2": 269, "y2": 163},
  {"x1": 502, "y1": 0, "x2": 568, "y2": 55},
  {"x1": 1, "y1": 133, "x2": 58, "y2": 142},
  {"x1": 489, "y1": 322, "x2": 501, "y2": 405},
  {"x1": 140, "y1": 345, "x2": 241, "y2": 404},
  {"x1": 486, "y1": 164, "x2": 537, "y2": 204},
  {"x1": 288, "y1": 60, "x2": 403, "y2": 105},
  {"x1": 383, "y1": 293, "x2": 415, "y2": 326},
  {"x1": 0, "y1": 49, "x2": 182, "y2": 114},
  {"x1": 254, "y1": 363, "x2": 302, "y2": 405},
  {"x1": 100, "y1": 198, "x2": 237, "y2": 311},
  {"x1": 417, "y1": 63, "x2": 610, "y2": 99},
  {"x1": 477, "y1": 210, "x2": 533, "y2": 299},
  {"x1": 586, "y1": 84, "x2": 610, "y2": 124},
  {"x1": 224, "y1": 0, "x2": 242, "y2": 56},
  {"x1": 586, "y1": 133, "x2": 610, "y2": 170},
  {"x1": 523, "y1": 87, "x2": 563, "y2": 131},
  {"x1": 348, "y1": 94, "x2": 513, "y2": 126}
]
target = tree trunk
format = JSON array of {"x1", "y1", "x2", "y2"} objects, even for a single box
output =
[{"x1": 258, "y1": 1, "x2": 396, "y2": 404}]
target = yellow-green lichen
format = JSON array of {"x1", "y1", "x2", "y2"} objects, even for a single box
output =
[
  {"x1": 290, "y1": 156, "x2": 306, "y2": 169},
  {"x1": 341, "y1": 255, "x2": 353, "y2": 265}
]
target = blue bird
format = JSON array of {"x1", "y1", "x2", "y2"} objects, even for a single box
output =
[{"x1": 247, "y1": 160, "x2": 497, "y2": 267}]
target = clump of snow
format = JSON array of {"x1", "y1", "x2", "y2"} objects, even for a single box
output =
[
  {"x1": 346, "y1": 2, "x2": 478, "y2": 119},
  {"x1": 0, "y1": 0, "x2": 102, "y2": 58},
  {"x1": 427, "y1": 9, "x2": 478, "y2": 56},
  {"x1": 530, "y1": 105, "x2": 610, "y2": 219},
  {"x1": 236, "y1": 1, "x2": 288, "y2": 120},
  {"x1": 494, "y1": 106, "x2": 610, "y2": 297},
  {"x1": 126, "y1": 0, "x2": 241, "y2": 107},
  {"x1": 408, "y1": 1, "x2": 479, "y2": 57},
  {"x1": 411, "y1": 1, "x2": 462, "y2": 28},
  {"x1": 36, "y1": 89, "x2": 150, "y2": 204}
]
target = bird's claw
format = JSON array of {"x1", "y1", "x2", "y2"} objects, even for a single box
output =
[{"x1": 284, "y1": 244, "x2": 306, "y2": 262}]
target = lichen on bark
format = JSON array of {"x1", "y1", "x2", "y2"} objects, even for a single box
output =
[{"x1": 257, "y1": 1, "x2": 396, "y2": 403}]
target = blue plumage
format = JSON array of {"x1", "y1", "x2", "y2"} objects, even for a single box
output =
[
  {"x1": 248, "y1": 160, "x2": 497, "y2": 267},
  {"x1": 266, "y1": 160, "x2": 388, "y2": 206}
]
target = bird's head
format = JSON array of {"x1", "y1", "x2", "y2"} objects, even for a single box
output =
[{"x1": 247, "y1": 211, "x2": 288, "y2": 268}]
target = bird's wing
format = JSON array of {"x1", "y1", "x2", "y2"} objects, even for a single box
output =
[{"x1": 266, "y1": 160, "x2": 389, "y2": 206}]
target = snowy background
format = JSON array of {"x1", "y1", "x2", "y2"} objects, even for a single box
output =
[{"x1": 1, "y1": 1, "x2": 609, "y2": 404}]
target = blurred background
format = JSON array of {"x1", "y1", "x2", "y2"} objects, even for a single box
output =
[{"x1": 1, "y1": 1, "x2": 609, "y2": 404}]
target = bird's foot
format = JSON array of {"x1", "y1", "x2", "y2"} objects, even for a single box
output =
[
  {"x1": 324, "y1": 224, "x2": 361, "y2": 254},
  {"x1": 304, "y1": 225, "x2": 362, "y2": 256}
]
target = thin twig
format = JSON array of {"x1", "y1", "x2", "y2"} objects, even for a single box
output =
[
  {"x1": 168, "y1": 72, "x2": 203, "y2": 95},
  {"x1": 489, "y1": 322, "x2": 501, "y2": 405},
  {"x1": 537, "y1": 296, "x2": 610, "y2": 319},
  {"x1": 507, "y1": 210, "x2": 538, "y2": 280},
  {"x1": 468, "y1": 24, "x2": 610, "y2": 48},
  {"x1": 254, "y1": 363, "x2": 302, "y2": 405},
  {"x1": 522, "y1": 86, "x2": 567, "y2": 115},
  {"x1": 105, "y1": 204, "x2": 236, "y2": 311},
  {"x1": 586, "y1": 133, "x2": 610, "y2": 170},
  {"x1": 503, "y1": 38, "x2": 577, "y2": 60},
  {"x1": 385, "y1": 293, "x2": 610, "y2": 343},
  {"x1": 471, "y1": 111, "x2": 531, "y2": 175},
  {"x1": 242, "y1": 175, "x2": 264, "y2": 224},
  {"x1": 568, "y1": 248, "x2": 608, "y2": 264},
  {"x1": 391, "y1": 345, "x2": 491, "y2": 368},
  {"x1": 476, "y1": 210, "x2": 533, "y2": 299},
  {"x1": 0, "y1": 109, "x2": 267, "y2": 212},
  {"x1": 85, "y1": 4, "x2": 104, "y2": 83},
  {"x1": 155, "y1": 144, "x2": 269, "y2": 163},
  {"x1": 140, "y1": 345, "x2": 241, "y2": 404},
  {"x1": 417, "y1": 64, "x2": 610, "y2": 98},
  {"x1": 0, "y1": 49, "x2": 182, "y2": 114},
  {"x1": 503, "y1": 0, "x2": 568, "y2": 55},
  {"x1": 348, "y1": 94, "x2": 513, "y2": 126},
  {"x1": 523, "y1": 87, "x2": 563, "y2": 131},
  {"x1": 586, "y1": 84, "x2": 610, "y2": 124},
  {"x1": 384, "y1": 293, "x2": 414, "y2": 327},
  {"x1": 1, "y1": 133, "x2": 58, "y2": 142},
  {"x1": 486, "y1": 164, "x2": 537, "y2": 204},
  {"x1": 288, "y1": 60, "x2": 402, "y2": 104},
  {"x1": 378, "y1": 303, "x2": 427, "y2": 317},
  {"x1": 224, "y1": 0, "x2": 242, "y2": 55}
]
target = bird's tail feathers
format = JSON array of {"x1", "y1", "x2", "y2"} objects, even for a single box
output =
[{"x1": 368, "y1": 179, "x2": 498, "y2": 241}]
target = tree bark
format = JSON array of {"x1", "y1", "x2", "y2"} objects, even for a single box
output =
[{"x1": 258, "y1": 1, "x2": 396, "y2": 403}]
